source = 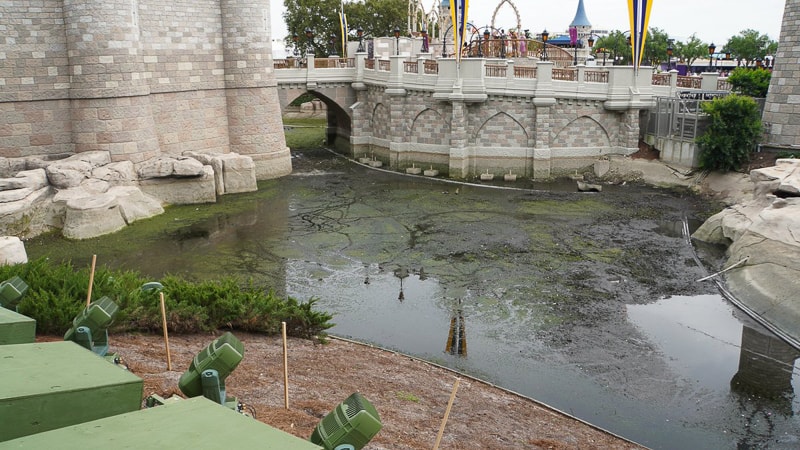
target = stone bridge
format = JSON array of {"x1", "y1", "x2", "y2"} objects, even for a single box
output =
[{"x1": 274, "y1": 53, "x2": 731, "y2": 178}]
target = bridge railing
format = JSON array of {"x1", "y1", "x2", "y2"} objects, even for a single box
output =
[{"x1": 273, "y1": 53, "x2": 732, "y2": 105}]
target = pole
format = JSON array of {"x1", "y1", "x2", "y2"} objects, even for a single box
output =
[
  {"x1": 159, "y1": 292, "x2": 172, "y2": 371},
  {"x1": 86, "y1": 254, "x2": 97, "y2": 307},
  {"x1": 282, "y1": 321, "x2": 290, "y2": 409},
  {"x1": 432, "y1": 378, "x2": 460, "y2": 450}
]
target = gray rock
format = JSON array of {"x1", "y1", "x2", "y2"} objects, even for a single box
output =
[
  {"x1": 692, "y1": 159, "x2": 800, "y2": 345},
  {"x1": 137, "y1": 156, "x2": 205, "y2": 179},
  {"x1": 138, "y1": 165, "x2": 216, "y2": 205},
  {"x1": 108, "y1": 186, "x2": 164, "y2": 224},
  {"x1": 46, "y1": 160, "x2": 92, "y2": 189},
  {"x1": 62, "y1": 193, "x2": 127, "y2": 240},
  {"x1": 92, "y1": 161, "x2": 136, "y2": 184},
  {"x1": 184, "y1": 151, "x2": 257, "y2": 195},
  {"x1": 0, "y1": 236, "x2": 28, "y2": 266}
]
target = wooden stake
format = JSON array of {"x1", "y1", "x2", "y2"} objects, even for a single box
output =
[
  {"x1": 432, "y1": 378, "x2": 460, "y2": 450},
  {"x1": 159, "y1": 292, "x2": 172, "y2": 371},
  {"x1": 86, "y1": 254, "x2": 97, "y2": 307},
  {"x1": 282, "y1": 321, "x2": 289, "y2": 409}
]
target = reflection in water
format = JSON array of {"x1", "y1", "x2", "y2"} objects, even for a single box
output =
[
  {"x1": 445, "y1": 298, "x2": 467, "y2": 356},
  {"x1": 732, "y1": 325, "x2": 800, "y2": 407}
]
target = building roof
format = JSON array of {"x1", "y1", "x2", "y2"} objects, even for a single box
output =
[{"x1": 570, "y1": 0, "x2": 591, "y2": 27}]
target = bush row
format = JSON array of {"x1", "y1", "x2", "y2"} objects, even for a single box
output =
[{"x1": 0, "y1": 258, "x2": 333, "y2": 339}]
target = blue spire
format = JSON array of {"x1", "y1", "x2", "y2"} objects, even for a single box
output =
[{"x1": 570, "y1": 0, "x2": 591, "y2": 27}]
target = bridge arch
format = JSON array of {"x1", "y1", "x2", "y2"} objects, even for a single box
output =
[
  {"x1": 475, "y1": 112, "x2": 530, "y2": 147},
  {"x1": 551, "y1": 116, "x2": 611, "y2": 149},
  {"x1": 410, "y1": 108, "x2": 450, "y2": 144}
]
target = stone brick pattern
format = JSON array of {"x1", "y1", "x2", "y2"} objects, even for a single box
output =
[
  {"x1": 470, "y1": 97, "x2": 533, "y2": 148},
  {"x1": 0, "y1": 0, "x2": 289, "y2": 178},
  {"x1": 549, "y1": 99, "x2": 613, "y2": 149},
  {"x1": 410, "y1": 107, "x2": 450, "y2": 145},
  {"x1": 0, "y1": 1, "x2": 71, "y2": 102},
  {"x1": 763, "y1": 0, "x2": 800, "y2": 147}
]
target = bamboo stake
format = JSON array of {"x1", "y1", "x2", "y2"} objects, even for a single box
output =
[
  {"x1": 159, "y1": 292, "x2": 172, "y2": 370},
  {"x1": 86, "y1": 254, "x2": 97, "y2": 307},
  {"x1": 696, "y1": 257, "x2": 749, "y2": 282},
  {"x1": 282, "y1": 321, "x2": 289, "y2": 409},
  {"x1": 432, "y1": 378, "x2": 460, "y2": 450}
]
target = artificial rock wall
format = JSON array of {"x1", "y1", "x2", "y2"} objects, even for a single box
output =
[{"x1": 0, "y1": 0, "x2": 290, "y2": 180}]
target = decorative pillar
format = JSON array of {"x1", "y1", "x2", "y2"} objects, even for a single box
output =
[
  {"x1": 220, "y1": 0, "x2": 291, "y2": 179},
  {"x1": 63, "y1": 0, "x2": 160, "y2": 163},
  {"x1": 448, "y1": 100, "x2": 469, "y2": 177}
]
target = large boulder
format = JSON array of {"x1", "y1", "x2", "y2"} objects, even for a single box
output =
[
  {"x1": 137, "y1": 156, "x2": 205, "y2": 179},
  {"x1": 108, "y1": 186, "x2": 164, "y2": 224},
  {"x1": 0, "y1": 236, "x2": 28, "y2": 265},
  {"x1": 692, "y1": 159, "x2": 800, "y2": 343},
  {"x1": 184, "y1": 151, "x2": 257, "y2": 195},
  {"x1": 62, "y1": 193, "x2": 127, "y2": 240},
  {"x1": 138, "y1": 164, "x2": 216, "y2": 205}
]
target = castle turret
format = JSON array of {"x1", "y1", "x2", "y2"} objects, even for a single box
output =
[
  {"x1": 762, "y1": 0, "x2": 800, "y2": 149},
  {"x1": 570, "y1": 0, "x2": 592, "y2": 46}
]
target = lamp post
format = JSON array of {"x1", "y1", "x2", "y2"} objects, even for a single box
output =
[
  {"x1": 666, "y1": 39, "x2": 674, "y2": 71},
  {"x1": 356, "y1": 27, "x2": 365, "y2": 53},
  {"x1": 292, "y1": 32, "x2": 299, "y2": 57},
  {"x1": 500, "y1": 29, "x2": 506, "y2": 58},
  {"x1": 482, "y1": 27, "x2": 490, "y2": 57},
  {"x1": 570, "y1": 27, "x2": 578, "y2": 66},
  {"x1": 393, "y1": 26, "x2": 400, "y2": 56},
  {"x1": 327, "y1": 33, "x2": 336, "y2": 57},
  {"x1": 304, "y1": 27, "x2": 315, "y2": 55},
  {"x1": 707, "y1": 42, "x2": 716, "y2": 71},
  {"x1": 541, "y1": 29, "x2": 549, "y2": 61}
]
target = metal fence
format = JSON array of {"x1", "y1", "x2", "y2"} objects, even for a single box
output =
[{"x1": 647, "y1": 95, "x2": 765, "y2": 143}]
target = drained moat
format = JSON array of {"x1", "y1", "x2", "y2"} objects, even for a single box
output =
[{"x1": 27, "y1": 148, "x2": 800, "y2": 449}]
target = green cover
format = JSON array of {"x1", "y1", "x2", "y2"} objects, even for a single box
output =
[
  {"x1": 0, "y1": 341, "x2": 142, "y2": 441},
  {"x1": 0, "y1": 308, "x2": 35, "y2": 345}
]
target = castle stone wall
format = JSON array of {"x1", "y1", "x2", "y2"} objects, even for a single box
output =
[
  {"x1": 0, "y1": 0, "x2": 290, "y2": 179},
  {"x1": 763, "y1": 0, "x2": 800, "y2": 148}
]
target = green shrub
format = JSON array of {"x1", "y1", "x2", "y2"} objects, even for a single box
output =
[
  {"x1": 776, "y1": 151, "x2": 800, "y2": 159},
  {"x1": 726, "y1": 67, "x2": 771, "y2": 98},
  {"x1": 0, "y1": 258, "x2": 333, "y2": 339},
  {"x1": 696, "y1": 94, "x2": 763, "y2": 172}
]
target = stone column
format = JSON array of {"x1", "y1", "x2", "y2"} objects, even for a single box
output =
[
  {"x1": 763, "y1": 0, "x2": 800, "y2": 149},
  {"x1": 63, "y1": 0, "x2": 160, "y2": 163},
  {"x1": 448, "y1": 100, "x2": 468, "y2": 177},
  {"x1": 221, "y1": 0, "x2": 291, "y2": 180}
]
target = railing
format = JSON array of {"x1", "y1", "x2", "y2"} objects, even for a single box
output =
[
  {"x1": 717, "y1": 78, "x2": 732, "y2": 91},
  {"x1": 377, "y1": 60, "x2": 390, "y2": 71},
  {"x1": 485, "y1": 64, "x2": 507, "y2": 78},
  {"x1": 404, "y1": 61, "x2": 418, "y2": 73},
  {"x1": 552, "y1": 68, "x2": 577, "y2": 81},
  {"x1": 676, "y1": 75, "x2": 701, "y2": 89},
  {"x1": 652, "y1": 73, "x2": 670, "y2": 86},
  {"x1": 365, "y1": 59, "x2": 375, "y2": 70},
  {"x1": 423, "y1": 60, "x2": 438, "y2": 74},
  {"x1": 584, "y1": 70, "x2": 608, "y2": 83},
  {"x1": 313, "y1": 58, "x2": 355, "y2": 68},
  {"x1": 514, "y1": 66, "x2": 536, "y2": 79}
]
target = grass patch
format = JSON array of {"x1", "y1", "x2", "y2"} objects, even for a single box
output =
[
  {"x1": 284, "y1": 117, "x2": 326, "y2": 150},
  {"x1": 0, "y1": 258, "x2": 333, "y2": 339},
  {"x1": 395, "y1": 391, "x2": 420, "y2": 402}
]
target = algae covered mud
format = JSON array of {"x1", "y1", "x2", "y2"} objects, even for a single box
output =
[{"x1": 27, "y1": 147, "x2": 800, "y2": 449}]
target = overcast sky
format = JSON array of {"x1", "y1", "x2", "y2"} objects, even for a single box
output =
[{"x1": 270, "y1": 0, "x2": 785, "y2": 48}]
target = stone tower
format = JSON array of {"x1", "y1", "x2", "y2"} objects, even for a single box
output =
[
  {"x1": 570, "y1": 0, "x2": 592, "y2": 42},
  {"x1": 0, "y1": 0, "x2": 290, "y2": 180},
  {"x1": 762, "y1": 0, "x2": 800, "y2": 150}
]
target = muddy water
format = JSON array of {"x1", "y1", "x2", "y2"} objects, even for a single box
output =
[{"x1": 27, "y1": 148, "x2": 800, "y2": 449}]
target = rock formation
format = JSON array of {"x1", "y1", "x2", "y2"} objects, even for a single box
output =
[
  {"x1": 0, "y1": 151, "x2": 258, "y2": 240},
  {"x1": 692, "y1": 159, "x2": 800, "y2": 344}
]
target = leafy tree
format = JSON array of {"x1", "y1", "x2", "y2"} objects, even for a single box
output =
[
  {"x1": 642, "y1": 27, "x2": 669, "y2": 68},
  {"x1": 674, "y1": 34, "x2": 707, "y2": 68},
  {"x1": 283, "y1": 0, "x2": 407, "y2": 56},
  {"x1": 724, "y1": 29, "x2": 777, "y2": 66},
  {"x1": 592, "y1": 30, "x2": 631, "y2": 65},
  {"x1": 345, "y1": 0, "x2": 407, "y2": 40},
  {"x1": 726, "y1": 67, "x2": 772, "y2": 97},
  {"x1": 696, "y1": 94, "x2": 763, "y2": 171}
]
